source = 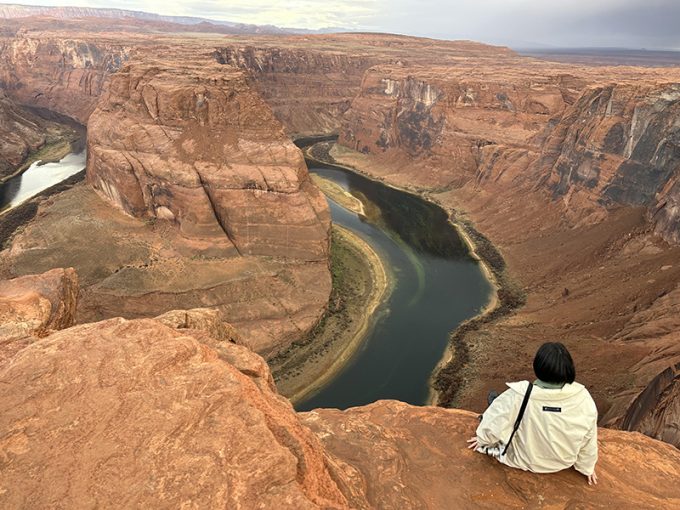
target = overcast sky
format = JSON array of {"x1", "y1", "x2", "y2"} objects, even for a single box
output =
[{"x1": 5, "y1": 0, "x2": 680, "y2": 49}]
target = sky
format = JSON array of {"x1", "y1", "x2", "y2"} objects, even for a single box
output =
[{"x1": 4, "y1": 0, "x2": 680, "y2": 49}]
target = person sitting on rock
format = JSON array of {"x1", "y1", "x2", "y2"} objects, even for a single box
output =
[{"x1": 466, "y1": 342, "x2": 599, "y2": 485}]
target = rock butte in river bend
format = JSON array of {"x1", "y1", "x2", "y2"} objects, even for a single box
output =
[
  {"x1": 87, "y1": 58, "x2": 329, "y2": 260},
  {"x1": 0, "y1": 270, "x2": 678, "y2": 509},
  {"x1": 0, "y1": 32, "x2": 332, "y2": 358},
  {"x1": 1, "y1": 13, "x2": 680, "y2": 506}
]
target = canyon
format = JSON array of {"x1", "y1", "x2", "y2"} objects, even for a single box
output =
[
  {"x1": 1, "y1": 12, "x2": 680, "y2": 508},
  {"x1": 223, "y1": 35, "x2": 680, "y2": 446},
  {"x1": 0, "y1": 28, "x2": 332, "y2": 358}
]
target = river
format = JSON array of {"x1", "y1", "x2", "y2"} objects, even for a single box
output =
[
  {"x1": 296, "y1": 158, "x2": 492, "y2": 411},
  {"x1": 0, "y1": 151, "x2": 87, "y2": 211}
]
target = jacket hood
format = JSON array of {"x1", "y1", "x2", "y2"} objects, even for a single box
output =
[{"x1": 506, "y1": 380, "x2": 588, "y2": 402}]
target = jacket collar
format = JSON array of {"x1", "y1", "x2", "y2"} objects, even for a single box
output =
[{"x1": 534, "y1": 379, "x2": 564, "y2": 389}]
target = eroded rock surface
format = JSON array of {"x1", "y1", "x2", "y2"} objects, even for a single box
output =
[
  {"x1": 602, "y1": 285, "x2": 680, "y2": 445},
  {"x1": 87, "y1": 60, "x2": 330, "y2": 260},
  {"x1": 323, "y1": 58, "x2": 680, "y2": 446},
  {"x1": 304, "y1": 401, "x2": 680, "y2": 509},
  {"x1": 540, "y1": 83, "x2": 680, "y2": 243},
  {"x1": 218, "y1": 35, "x2": 517, "y2": 137},
  {"x1": 0, "y1": 317, "x2": 356, "y2": 509},
  {"x1": 1, "y1": 312, "x2": 678, "y2": 509},
  {"x1": 0, "y1": 91, "x2": 50, "y2": 179},
  {"x1": 2, "y1": 18, "x2": 680, "y2": 449},
  {"x1": 0, "y1": 35, "x2": 129, "y2": 123},
  {"x1": 216, "y1": 44, "x2": 381, "y2": 136},
  {"x1": 0, "y1": 267, "x2": 78, "y2": 363},
  {"x1": 0, "y1": 37, "x2": 332, "y2": 357},
  {"x1": 155, "y1": 307, "x2": 242, "y2": 344},
  {"x1": 1, "y1": 183, "x2": 330, "y2": 358}
]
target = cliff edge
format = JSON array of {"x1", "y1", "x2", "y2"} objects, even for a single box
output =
[{"x1": 1, "y1": 271, "x2": 678, "y2": 509}]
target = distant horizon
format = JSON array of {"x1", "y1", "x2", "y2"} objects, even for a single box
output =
[{"x1": 2, "y1": 1, "x2": 680, "y2": 51}]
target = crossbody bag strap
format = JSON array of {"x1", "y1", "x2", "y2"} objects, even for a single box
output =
[{"x1": 502, "y1": 382, "x2": 533, "y2": 456}]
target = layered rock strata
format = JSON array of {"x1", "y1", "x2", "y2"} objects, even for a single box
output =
[
  {"x1": 328, "y1": 60, "x2": 680, "y2": 446},
  {"x1": 339, "y1": 65, "x2": 578, "y2": 189},
  {"x1": 87, "y1": 60, "x2": 330, "y2": 260},
  {"x1": 0, "y1": 34, "x2": 129, "y2": 123},
  {"x1": 2, "y1": 19, "x2": 680, "y2": 448},
  {"x1": 215, "y1": 45, "x2": 380, "y2": 136},
  {"x1": 1, "y1": 180, "x2": 331, "y2": 357},
  {"x1": 1, "y1": 51, "x2": 331, "y2": 357},
  {"x1": 215, "y1": 35, "x2": 518, "y2": 136},
  {"x1": 0, "y1": 91, "x2": 50, "y2": 179},
  {"x1": 541, "y1": 83, "x2": 680, "y2": 243}
]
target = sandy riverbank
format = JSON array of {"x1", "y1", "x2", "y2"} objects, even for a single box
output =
[
  {"x1": 271, "y1": 224, "x2": 391, "y2": 404},
  {"x1": 310, "y1": 173, "x2": 365, "y2": 216}
]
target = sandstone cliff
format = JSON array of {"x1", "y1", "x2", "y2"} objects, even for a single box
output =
[
  {"x1": 87, "y1": 59, "x2": 330, "y2": 259},
  {"x1": 327, "y1": 58, "x2": 680, "y2": 447},
  {"x1": 339, "y1": 64, "x2": 577, "y2": 189},
  {"x1": 215, "y1": 44, "x2": 379, "y2": 136},
  {"x1": 0, "y1": 33, "x2": 129, "y2": 123},
  {"x1": 2, "y1": 19, "x2": 680, "y2": 451},
  {"x1": 337, "y1": 63, "x2": 680, "y2": 243},
  {"x1": 0, "y1": 37, "x2": 332, "y2": 357},
  {"x1": 541, "y1": 83, "x2": 680, "y2": 244},
  {"x1": 304, "y1": 401, "x2": 680, "y2": 509},
  {"x1": 1, "y1": 302, "x2": 678, "y2": 509},
  {"x1": 216, "y1": 35, "x2": 517, "y2": 137},
  {"x1": 601, "y1": 285, "x2": 680, "y2": 446},
  {"x1": 1, "y1": 69, "x2": 332, "y2": 358},
  {"x1": 0, "y1": 91, "x2": 49, "y2": 179},
  {"x1": 0, "y1": 317, "x2": 357, "y2": 509}
]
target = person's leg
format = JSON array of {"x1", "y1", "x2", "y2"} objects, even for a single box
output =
[
  {"x1": 487, "y1": 390, "x2": 499, "y2": 406},
  {"x1": 479, "y1": 390, "x2": 500, "y2": 420}
]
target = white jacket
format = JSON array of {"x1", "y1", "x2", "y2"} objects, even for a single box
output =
[{"x1": 475, "y1": 381, "x2": 598, "y2": 475}]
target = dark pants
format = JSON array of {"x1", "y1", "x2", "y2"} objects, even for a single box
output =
[
  {"x1": 487, "y1": 390, "x2": 499, "y2": 406},
  {"x1": 479, "y1": 390, "x2": 499, "y2": 420}
]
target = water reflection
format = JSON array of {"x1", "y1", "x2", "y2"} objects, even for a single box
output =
[{"x1": 0, "y1": 151, "x2": 87, "y2": 210}]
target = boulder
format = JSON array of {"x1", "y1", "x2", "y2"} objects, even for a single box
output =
[{"x1": 0, "y1": 267, "x2": 78, "y2": 363}]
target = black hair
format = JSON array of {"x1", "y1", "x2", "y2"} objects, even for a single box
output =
[{"x1": 533, "y1": 342, "x2": 576, "y2": 384}]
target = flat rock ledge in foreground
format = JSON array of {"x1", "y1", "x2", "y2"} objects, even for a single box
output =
[{"x1": 1, "y1": 315, "x2": 679, "y2": 509}]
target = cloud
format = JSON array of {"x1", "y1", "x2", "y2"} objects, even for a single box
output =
[
  {"x1": 6, "y1": 0, "x2": 383, "y2": 29},
  {"x1": 3, "y1": 0, "x2": 680, "y2": 48}
]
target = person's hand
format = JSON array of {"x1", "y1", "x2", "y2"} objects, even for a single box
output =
[
  {"x1": 587, "y1": 471, "x2": 598, "y2": 486},
  {"x1": 466, "y1": 437, "x2": 478, "y2": 450}
]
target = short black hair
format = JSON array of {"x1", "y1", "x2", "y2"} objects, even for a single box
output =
[{"x1": 533, "y1": 342, "x2": 576, "y2": 384}]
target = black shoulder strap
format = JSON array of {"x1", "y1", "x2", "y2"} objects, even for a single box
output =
[{"x1": 502, "y1": 382, "x2": 533, "y2": 456}]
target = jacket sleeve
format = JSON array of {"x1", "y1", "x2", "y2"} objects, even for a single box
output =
[
  {"x1": 475, "y1": 388, "x2": 516, "y2": 447},
  {"x1": 574, "y1": 416, "x2": 598, "y2": 476}
]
